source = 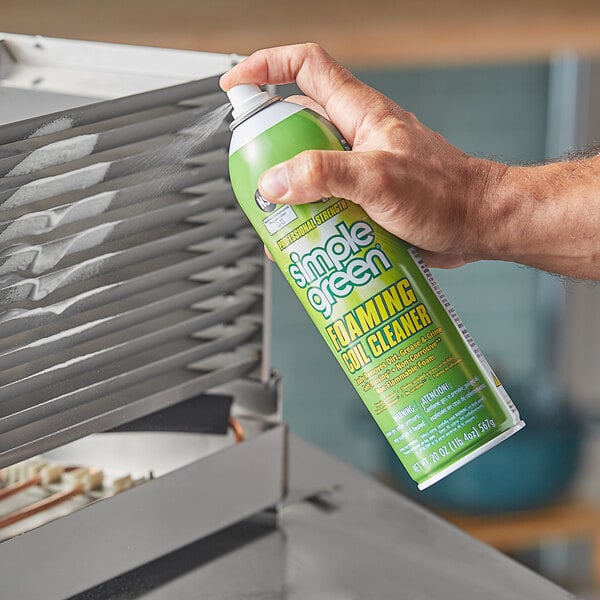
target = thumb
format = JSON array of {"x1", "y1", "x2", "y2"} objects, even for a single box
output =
[{"x1": 259, "y1": 149, "x2": 368, "y2": 205}]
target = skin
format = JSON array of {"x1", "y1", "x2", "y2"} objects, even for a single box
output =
[{"x1": 220, "y1": 43, "x2": 600, "y2": 280}]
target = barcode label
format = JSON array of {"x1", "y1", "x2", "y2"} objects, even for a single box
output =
[{"x1": 407, "y1": 247, "x2": 521, "y2": 421}]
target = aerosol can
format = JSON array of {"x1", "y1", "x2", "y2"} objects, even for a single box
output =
[{"x1": 226, "y1": 84, "x2": 524, "y2": 489}]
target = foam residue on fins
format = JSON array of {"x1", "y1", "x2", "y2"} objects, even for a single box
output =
[
  {"x1": 7, "y1": 134, "x2": 99, "y2": 177},
  {"x1": 28, "y1": 116, "x2": 74, "y2": 139},
  {"x1": 4, "y1": 162, "x2": 111, "y2": 209}
]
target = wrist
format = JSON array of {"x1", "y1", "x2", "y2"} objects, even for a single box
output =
[{"x1": 462, "y1": 157, "x2": 511, "y2": 263}]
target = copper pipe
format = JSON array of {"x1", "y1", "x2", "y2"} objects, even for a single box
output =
[
  {"x1": 0, "y1": 475, "x2": 41, "y2": 501},
  {"x1": 229, "y1": 416, "x2": 245, "y2": 443},
  {"x1": 0, "y1": 484, "x2": 84, "y2": 530}
]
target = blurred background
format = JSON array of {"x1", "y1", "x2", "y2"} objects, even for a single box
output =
[{"x1": 3, "y1": 0, "x2": 600, "y2": 596}]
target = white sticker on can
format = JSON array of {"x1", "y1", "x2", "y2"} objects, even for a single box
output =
[{"x1": 263, "y1": 205, "x2": 297, "y2": 235}]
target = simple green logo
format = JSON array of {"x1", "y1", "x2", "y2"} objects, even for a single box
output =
[{"x1": 288, "y1": 220, "x2": 393, "y2": 318}]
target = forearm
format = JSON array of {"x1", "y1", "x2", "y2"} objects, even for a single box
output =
[{"x1": 477, "y1": 155, "x2": 600, "y2": 280}]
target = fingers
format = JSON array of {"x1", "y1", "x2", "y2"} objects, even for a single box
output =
[
  {"x1": 220, "y1": 43, "x2": 344, "y2": 97},
  {"x1": 220, "y1": 43, "x2": 391, "y2": 144},
  {"x1": 258, "y1": 148, "x2": 471, "y2": 269},
  {"x1": 264, "y1": 245, "x2": 274, "y2": 262},
  {"x1": 259, "y1": 149, "x2": 378, "y2": 206}
]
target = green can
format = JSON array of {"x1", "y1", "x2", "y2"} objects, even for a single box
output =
[{"x1": 226, "y1": 84, "x2": 524, "y2": 489}]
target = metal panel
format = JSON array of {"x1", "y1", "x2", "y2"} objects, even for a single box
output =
[
  {"x1": 0, "y1": 424, "x2": 287, "y2": 600},
  {"x1": 0, "y1": 33, "x2": 237, "y2": 99},
  {"x1": 0, "y1": 41, "x2": 284, "y2": 600},
  {"x1": 0, "y1": 47, "x2": 266, "y2": 465},
  {"x1": 62, "y1": 435, "x2": 571, "y2": 600}
]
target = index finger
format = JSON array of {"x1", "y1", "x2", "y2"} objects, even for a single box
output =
[{"x1": 220, "y1": 43, "x2": 392, "y2": 145}]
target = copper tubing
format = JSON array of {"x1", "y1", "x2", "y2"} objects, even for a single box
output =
[
  {"x1": 229, "y1": 416, "x2": 245, "y2": 443},
  {"x1": 0, "y1": 475, "x2": 41, "y2": 501},
  {"x1": 0, "y1": 484, "x2": 84, "y2": 530}
]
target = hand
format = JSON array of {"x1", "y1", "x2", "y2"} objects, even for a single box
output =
[{"x1": 220, "y1": 43, "x2": 507, "y2": 269}]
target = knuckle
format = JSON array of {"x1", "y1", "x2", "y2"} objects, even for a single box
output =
[
  {"x1": 401, "y1": 109, "x2": 418, "y2": 125},
  {"x1": 362, "y1": 109, "x2": 402, "y2": 143},
  {"x1": 305, "y1": 42, "x2": 346, "y2": 81},
  {"x1": 304, "y1": 42, "x2": 326, "y2": 57}
]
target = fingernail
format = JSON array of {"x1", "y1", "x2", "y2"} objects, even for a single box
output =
[{"x1": 260, "y1": 164, "x2": 288, "y2": 199}]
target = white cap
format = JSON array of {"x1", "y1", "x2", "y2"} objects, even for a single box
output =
[{"x1": 227, "y1": 84, "x2": 271, "y2": 121}]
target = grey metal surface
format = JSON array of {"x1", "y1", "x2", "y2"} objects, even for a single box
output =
[
  {"x1": 0, "y1": 425, "x2": 287, "y2": 600},
  {"x1": 0, "y1": 50, "x2": 267, "y2": 466},
  {"x1": 0, "y1": 37, "x2": 284, "y2": 600},
  {"x1": 66, "y1": 434, "x2": 573, "y2": 600},
  {"x1": 0, "y1": 87, "x2": 99, "y2": 127},
  {"x1": 0, "y1": 33, "x2": 236, "y2": 100}
]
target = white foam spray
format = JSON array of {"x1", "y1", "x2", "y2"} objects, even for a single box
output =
[
  {"x1": 28, "y1": 116, "x2": 74, "y2": 138},
  {"x1": 8, "y1": 135, "x2": 99, "y2": 177},
  {"x1": 133, "y1": 103, "x2": 232, "y2": 173},
  {"x1": 0, "y1": 102, "x2": 233, "y2": 313},
  {"x1": 5, "y1": 162, "x2": 111, "y2": 209}
]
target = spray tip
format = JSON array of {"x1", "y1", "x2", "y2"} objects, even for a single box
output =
[{"x1": 227, "y1": 84, "x2": 271, "y2": 121}]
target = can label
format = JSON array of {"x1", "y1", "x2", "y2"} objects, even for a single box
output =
[{"x1": 229, "y1": 107, "x2": 523, "y2": 488}]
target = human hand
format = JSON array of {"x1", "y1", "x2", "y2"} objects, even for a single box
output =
[{"x1": 220, "y1": 43, "x2": 507, "y2": 269}]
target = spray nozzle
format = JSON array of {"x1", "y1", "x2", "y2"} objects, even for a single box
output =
[
  {"x1": 227, "y1": 84, "x2": 282, "y2": 128},
  {"x1": 227, "y1": 84, "x2": 270, "y2": 120}
]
